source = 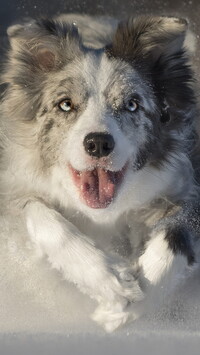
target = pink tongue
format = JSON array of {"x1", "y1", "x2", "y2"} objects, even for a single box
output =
[{"x1": 80, "y1": 168, "x2": 115, "y2": 208}]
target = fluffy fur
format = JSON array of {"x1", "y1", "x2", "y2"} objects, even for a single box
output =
[{"x1": 0, "y1": 14, "x2": 200, "y2": 332}]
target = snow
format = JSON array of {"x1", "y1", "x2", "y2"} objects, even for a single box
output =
[{"x1": 1, "y1": 214, "x2": 200, "y2": 354}]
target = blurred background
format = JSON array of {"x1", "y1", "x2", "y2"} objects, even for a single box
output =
[
  {"x1": 0, "y1": 0, "x2": 200, "y2": 34},
  {"x1": 0, "y1": 0, "x2": 200, "y2": 68}
]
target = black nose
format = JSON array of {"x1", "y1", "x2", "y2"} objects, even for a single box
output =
[{"x1": 83, "y1": 132, "x2": 115, "y2": 158}]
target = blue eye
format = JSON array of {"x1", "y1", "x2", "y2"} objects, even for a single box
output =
[
  {"x1": 126, "y1": 99, "x2": 138, "y2": 112},
  {"x1": 58, "y1": 99, "x2": 74, "y2": 112}
]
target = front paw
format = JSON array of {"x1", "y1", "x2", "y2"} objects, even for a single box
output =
[
  {"x1": 91, "y1": 280, "x2": 142, "y2": 333},
  {"x1": 91, "y1": 261, "x2": 144, "y2": 332},
  {"x1": 92, "y1": 303, "x2": 130, "y2": 333},
  {"x1": 108, "y1": 260, "x2": 144, "y2": 303}
]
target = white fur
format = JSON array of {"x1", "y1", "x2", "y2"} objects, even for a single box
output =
[
  {"x1": 139, "y1": 230, "x2": 197, "y2": 292},
  {"x1": 139, "y1": 231, "x2": 177, "y2": 285},
  {"x1": 25, "y1": 200, "x2": 143, "y2": 332}
]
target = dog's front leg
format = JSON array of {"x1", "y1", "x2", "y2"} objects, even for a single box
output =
[
  {"x1": 139, "y1": 224, "x2": 197, "y2": 302},
  {"x1": 24, "y1": 199, "x2": 143, "y2": 332}
]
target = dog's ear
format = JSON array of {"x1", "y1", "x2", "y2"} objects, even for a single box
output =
[
  {"x1": 108, "y1": 16, "x2": 190, "y2": 64},
  {"x1": 108, "y1": 16, "x2": 195, "y2": 111},
  {"x1": 7, "y1": 19, "x2": 82, "y2": 72}
]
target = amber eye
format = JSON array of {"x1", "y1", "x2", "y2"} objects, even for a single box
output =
[
  {"x1": 58, "y1": 99, "x2": 74, "y2": 112},
  {"x1": 126, "y1": 99, "x2": 138, "y2": 112}
]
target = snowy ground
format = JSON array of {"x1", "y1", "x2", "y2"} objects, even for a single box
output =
[{"x1": 1, "y1": 214, "x2": 200, "y2": 354}]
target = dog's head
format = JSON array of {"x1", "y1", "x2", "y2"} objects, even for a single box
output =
[{"x1": 2, "y1": 16, "x2": 196, "y2": 222}]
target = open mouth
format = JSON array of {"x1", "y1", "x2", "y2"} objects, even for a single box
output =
[{"x1": 69, "y1": 164, "x2": 127, "y2": 209}]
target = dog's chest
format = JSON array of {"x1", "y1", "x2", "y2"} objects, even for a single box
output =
[{"x1": 65, "y1": 210, "x2": 152, "y2": 259}]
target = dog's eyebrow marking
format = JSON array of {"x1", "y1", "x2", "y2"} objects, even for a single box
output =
[
  {"x1": 58, "y1": 77, "x2": 88, "y2": 91},
  {"x1": 56, "y1": 92, "x2": 71, "y2": 99},
  {"x1": 58, "y1": 78, "x2": 74, "y2": 87},
  {"x1": 55, "y1": 77, "x2": 89, "y2": 102}
]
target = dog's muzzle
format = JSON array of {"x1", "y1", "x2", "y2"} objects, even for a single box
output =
[{"x1": 68, "y1": 132, "x2": 127, "y2": 209}]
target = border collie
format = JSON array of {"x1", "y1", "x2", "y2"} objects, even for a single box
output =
[{"x1": 1, "y1": 14, "x2": 200, "y2": 332}]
